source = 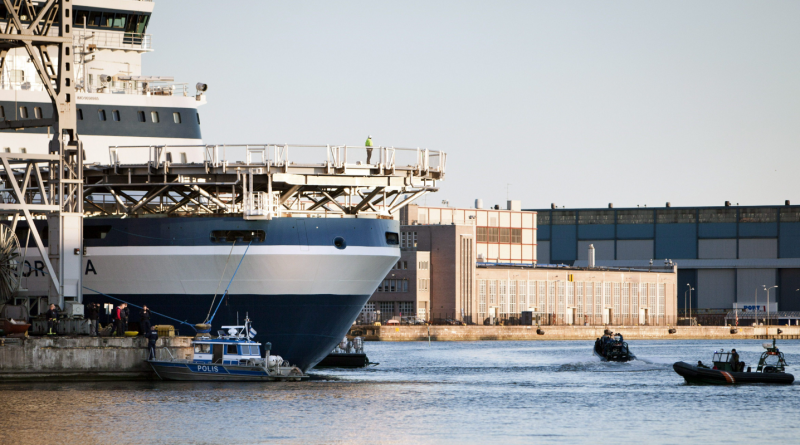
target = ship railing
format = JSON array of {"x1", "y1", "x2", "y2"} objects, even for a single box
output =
[
  {"x1": 197, "y1": 144, "x2": 446, "y2": 176},
  {"x1": 74, "y1": 28, "x2": 153, "y2": 52}
]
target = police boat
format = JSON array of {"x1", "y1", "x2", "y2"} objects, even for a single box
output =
[
  {"x1": 673, "y1": 339, "x2": 795, "y2": 385},
  {"x1": 147, "y1": 317, "x2": 307, "y2": 381},
  {"x1": 594, "y1": 333, "x2": 636, "y2": 362}
]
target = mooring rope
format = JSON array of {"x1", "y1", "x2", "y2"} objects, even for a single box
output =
[{"x1": 203, "y1": 240, "x2": 237, "y2": 324}]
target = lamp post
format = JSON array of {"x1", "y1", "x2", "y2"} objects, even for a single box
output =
[
  {"x1": 683, "y1": 289, "x2": 689, "y2": 321},
  {"x1": 764, "y1": 285, "x2": 778, "y2": 326},
  {"x1": 686, "y1": 284, "x2": 694, "y2": 325}
]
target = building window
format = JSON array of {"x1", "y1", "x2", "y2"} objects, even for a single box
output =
[
  {"x1": 479, "y1": 280, "x2": 486, "y2": 319},
  {"x1": 379, "y1": 302, "x2": 394, "y2": 318},
  {"x1": 418, "y1": 261, "x2": 428, "y2": 270},
  {"x1": 399, "y1": 301, "x2": 414, "y2": 316},
  {"x1": 400, "y1": 231, "x2": 417, "y2": 249},
  {"x1": 489, "y1": 280, "x2": 496, "y2": 304},
  {"x1": 656, "y1": 208, "x2": 696, "y2": 224},
  {"x1": 613, "y1": 283, "x2": 620, "y2": 322},
  {"x1": 403, "y1": 279, "x2": 408, "y2": 292},
  {"x1": 487, "y1": 227, "x2": 498, "y2": 243},
  {"x1": 151, "y1": 111, "x2": 159, "y2": 123},
  {"x1": 77, "y1": 109, "x2": 83, "y2": 120},
  {"x1": 551, "y1": 211, "x2": 576, "y2": 225},
  {"x1": 477, "y1": 227, "x2": 486, "y2": 242},
  {"x1": 33, "y1": 107, "x2": 42, "y2": 119},
  {"x1": 617, "y1": 209, "x2": 654, "y2": 225},
  {"x1": 418, "y1": 278, "x2": 429, "y2": 291},
  {"x1": 508, "y1": 280, "x2": 516, "y2": 315},
  {"x1": 19, "y1": 107, "x2": 28, "y2": 119},
  {"x1": 138, "y1": 111, "x2": 146, "y2": 122},
  {"x1": 740, "y1": 207, "x2": 777, "y2": 224},
  {"x1": 112, "y1": 110, "x2": 120, "y2": 121},
  {"x1": 499, "y1": 228, "x2": 510, "y2": 243},
  {"x1": 699, "y1": 208, "x2": 736, "y2": 224},
  {"x1": 98, "y1": 109, "x2": 106, "y2": 121},
  {"x1": 511, "y1": 228, "x2": 522, "y2": 243},
  {"x1": 578, "y1": 210, "x2": 614, "y2": 225}
]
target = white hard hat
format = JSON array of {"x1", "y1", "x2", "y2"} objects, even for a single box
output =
[{"x1": 368, "y1": 135, "x2": 372, "y2": 138}]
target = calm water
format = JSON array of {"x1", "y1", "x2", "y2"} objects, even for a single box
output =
[{"x1": 1, "y1": 339, "x2": 798, "y2": 445}]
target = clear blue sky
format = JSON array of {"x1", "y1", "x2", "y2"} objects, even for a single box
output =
[{"x1": 146, "y1": 1, "x2": 800, "y2": 210}]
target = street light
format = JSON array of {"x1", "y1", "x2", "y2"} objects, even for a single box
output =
[
  {"x1": 764, "y1": 285, "x2": 778, "y2": 326},
  {"x1": 686, "y1": 284, "x2": 694, "y2": 325}
]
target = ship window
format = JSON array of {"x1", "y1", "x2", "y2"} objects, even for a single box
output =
[
  {"x1": 10, "y1": 70, "x2": 23, "y2": 83},
  {"x1": 33, "y1": 107, "x2": 42, "y2": 119},
  {"x1": 77, "y1": 109, "x2": 83, "y2": 120},
  {"x1": 20, "y1": 148, "x2": 26, "y2": 154},
  {"x1": 19, "y1": 107, "x2": 28, "y2": 119},
  {"x1": 210, "y1": 230, "x2": 266, "y2": 243},
  {"x1": 84, "y1": 225, "x2": 111, "y2": 240},
  {"x1": 88, "y1": 11, "x2": 102, "y2": 27},
  {"x1": 385, "y1": 232, "x2": 399, "y2": 245},
  {"x1": 180, "y1": 152, "x2": 187, "y2": 163},
  {"x1": 101, "y1": 13, "x2": 113, "y2": 28},
  {"x1": 112, "y1": 110, "x2": 120, "y2": 121},
  {"x1": 196, "y1": 113, "x2": 200, "y2": 125},
  {"x1": 194, "y1": 344, "x2": 211, "y2": 354},
  {"x1": 136, "y1": 14, "x2": 150, "y2": 34},
  {"x1": 226, "y1": 345, "x2": 237, "y2": 355},
  {"x1": 138, "y1": 111, "x2": 145, "y2": 122},
  {"x1": 3, "y1": 148, "x2": 9, "y2": 153},
  {"x1": 74, "y1": 10, "x2": 89, "y2": 27},
  {"x1": 173, "y1": 112, "x2": 181, "y2": 124},
  {"x1": 0, "y1": 105, "x2": 4, "y2": 120},
  {"x1": 151, "y1": 111, "x2": 159, "y2": 123},
  {"x1": 166, "y1": 152, "x2": 173, "y2": 163},
  {"x1": 112, "y1": 14, "x2": 126, "y2": 29},
  {"x1": 98, "y1": 109, "x2": 106, "y2": 121}
]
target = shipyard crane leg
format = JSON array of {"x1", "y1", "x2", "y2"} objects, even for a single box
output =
[{"x1": 0, "y1": 0, "x2": 83, "y2": 308}]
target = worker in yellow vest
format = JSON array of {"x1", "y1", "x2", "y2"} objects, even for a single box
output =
[{"x1": 365, "y1": 135, "x2": 373, "y2": 164}]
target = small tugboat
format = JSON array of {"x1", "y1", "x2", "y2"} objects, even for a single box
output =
[
  {"x1": 147, "y1": 317, "x2": 307, "y2": 381},
  {"x1": 315, "y1": 336, "x2": 370, "y2": 368},
  {"x1": 673, "y1": 339, "x2": 795, "y2": 385},
  {"x1": 594, "y1": 333, "x2": 636, "y2": 362}
]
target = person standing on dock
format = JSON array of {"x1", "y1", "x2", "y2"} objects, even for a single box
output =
[
  {"x1": 145, "y1": 326, "x2": 159, "y2": 360},
  {"x1": 87, "y1": 303, "x2": 100, "y2": 336},
  {"x1": 140, "y1": 305, "x2": 152, "y2": 335},
  {"x1": 112, "y1": 304, "x2": 124, "y2": 337},
  {"x1": 122, "y1": 303, "x2": 130, "y2": 333},
  {"x1": 365, "y1": 135, "x2": 373, "y2": 164},
  {"x1": 46, "y1": 304, "x2": 59, "y2": 335}
]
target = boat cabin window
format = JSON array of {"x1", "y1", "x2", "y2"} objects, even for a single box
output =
[
  {"x1": 194, "y1": 344, "x2": 211, "y2": 354},
  {"x1": 112, "y1": 110, "x2": 120, "y2": 122},
  {"x1": 151, "y1": 111, "x2": 159, "y2": 123},
  {"x1": 173, "y1": 112, "x2": 181, "y2": 124},
  {"x1": 226, "y1": 345, "x2": 238, "y2": 355},
  {"x1": 77, "y1": 109, "x2": 83, "y2": 120},
  {"x1": 98, "y1": 109, "x2": 106, "y2": 121},
  {"x1": 210, "y1": 230, "x2": 266, "y2": 243},
  {"x1": 84, "y1": 225, "x2": 111, "y2": 240},
  {"x1": 245, "y1": 345, "x2": 260, "y2": 355},
  {"x1": 713, "y1": 352, "x2": 731, "y2": 363}
]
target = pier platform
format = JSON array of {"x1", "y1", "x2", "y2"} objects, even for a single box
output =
[
  {"x1": 351, "y1": 325, "x2": 800, "y2": 342},
  {"x1": 0, "y1": 336, "x2": 193, "y2": 381}
]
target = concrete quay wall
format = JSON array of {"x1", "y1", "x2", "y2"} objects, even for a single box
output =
[
  {"x1": 0, "y1": 336, "x2": 193, "y2": 381},
  {"x1": 356, "y1": 325, "x2": 800, "y2": 342}
]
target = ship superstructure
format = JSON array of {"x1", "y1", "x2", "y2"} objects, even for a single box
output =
[
  {"x1": 1, "y1": 0, "x2": 204, "y2": 162},
  {"x1": 0, "y1": 1, "x2": 446, "y2": 371}
]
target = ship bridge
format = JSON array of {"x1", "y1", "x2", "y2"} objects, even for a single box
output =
[{"x1": 81, "y1": 143, "x2": 446, "y2": 218}]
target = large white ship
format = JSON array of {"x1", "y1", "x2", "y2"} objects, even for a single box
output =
[{"x1": 0, "y1": 1, "x2": 445, "y2": 371}]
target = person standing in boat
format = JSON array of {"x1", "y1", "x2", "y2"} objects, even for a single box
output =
[
  {"x1": 140, "y1": 305, "x2": 152, "y2": 335},
  {"x1": 365, "y1": 135, "x2": 373, "y2": 164},
  {"x1": 731, "y1": 349, "x2": 740, "y2": 371},
  {"x1": 145, "y1": 326, "x2": 159, "y2": 360}
]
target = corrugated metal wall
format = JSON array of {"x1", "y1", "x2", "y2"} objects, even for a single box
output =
[
  {"x1": 616, "y1": 240, "x2": 653, "y2": 260},
  {"x1": 736, "y1": 269, "x2": 778, "y2": 303},
  {"x1": 738, "y1": 239, "x2": 777, "y2": 259},
  {"x1": 537, "y1": 241, "x2": 550, "y2": 264},
  {"x1": 698, "y1": 239, "x2": 737, "y2": 259},
  {"x1": 779, "y1": 269, "x2": 800, "y2": 311},
  {"x1": 697, "y1": 269, "x2": 736, "y2": 309},
  {"x1": 577, "y1": 240, "x2": 614, "y2": 260}
]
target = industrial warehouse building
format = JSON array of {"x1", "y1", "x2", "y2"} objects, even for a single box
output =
[
  {"x1": 529, "y1": 203, "x2": 800, "y2": 312},
  {"x1": 364, "y1": 203, "x2": 678, "y2": 325}
]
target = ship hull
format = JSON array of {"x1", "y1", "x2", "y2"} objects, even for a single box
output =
[{"x1": 18, "y1": 217, "x2": 400, "y2": 372}]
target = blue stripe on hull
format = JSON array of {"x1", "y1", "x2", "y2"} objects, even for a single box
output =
[{"x1": 84, "y1": 292, "x2": 369, "y2": 372}]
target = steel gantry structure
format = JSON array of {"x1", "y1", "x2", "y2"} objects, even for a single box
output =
[
  {"x1": 85, "y1": 144, "x2": 445, "y2": 219},
  {"x1": 0, "y1": 0, "x2": 83, "y2": 307}
]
